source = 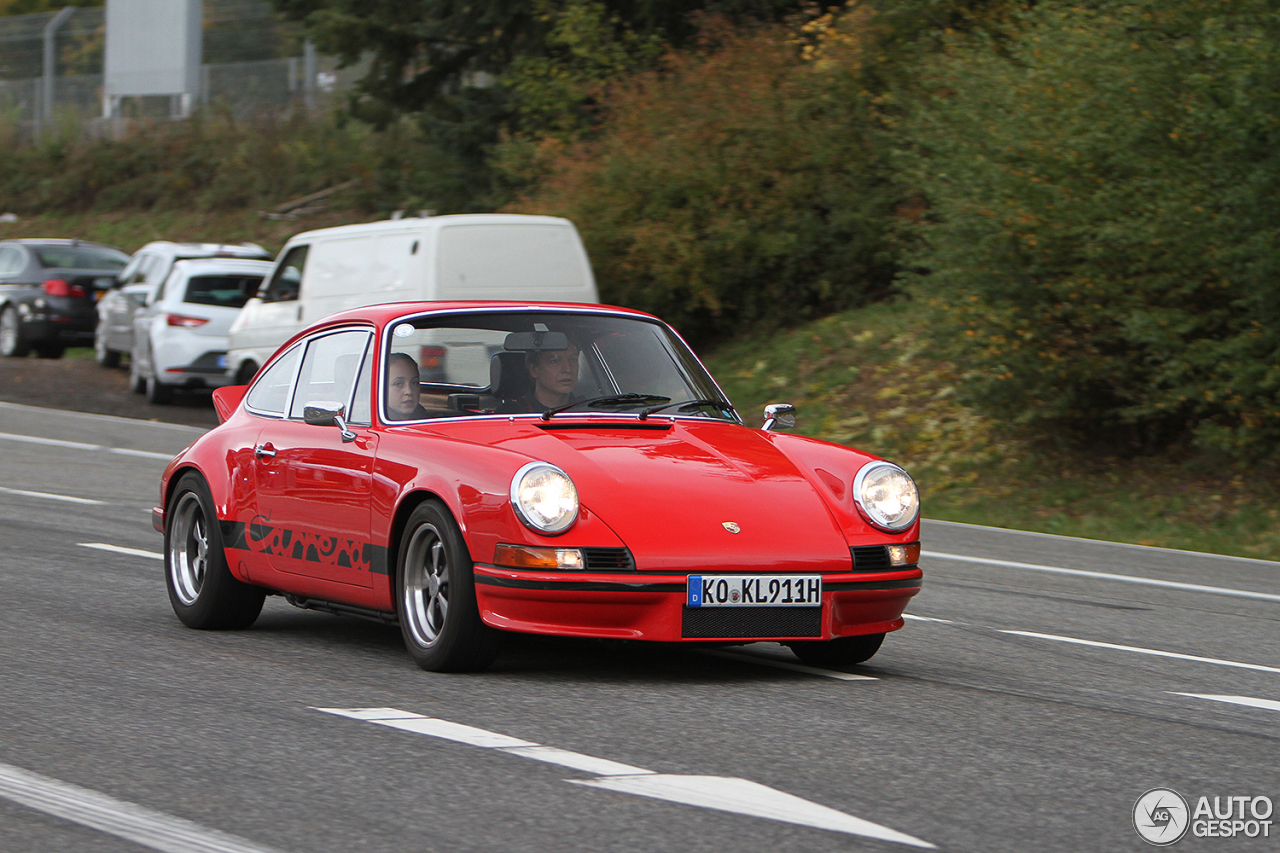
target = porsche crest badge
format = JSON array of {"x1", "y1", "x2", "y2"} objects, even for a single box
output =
[{"x1": 721, "y1": 522, "x2": 741, "y2": 534}]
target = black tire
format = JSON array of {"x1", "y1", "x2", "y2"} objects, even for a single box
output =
[
  {"x1": 129, "y1": 357, "x2": 147, "y2": 393},
  {"x1": 94, "y1": 331, "x2": 120, "y2": 367},
  {"x1": 787, "y1": 633, "x2": 885, "y2": 667},
  {"x1": 35, "y1": 342, "x2": 64, "y2": 359},
  {"x1": 0, "y1": 305, "x2": 29, "y2": 357},
  {"x1": 395, "y1": 500, "x2": 502, "y2": 672},
  {"x1": 235, "y1": 361, "x2": 258, "y2": 386},
  {"x1": 165, "y1": 472, "x2": 265, "y2": 630},
  {"x1": 145, "y1": 373, "x2": 174, "y2": 404}
]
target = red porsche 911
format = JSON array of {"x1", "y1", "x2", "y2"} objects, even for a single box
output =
[{"x1": 154, "y1": 302, "x2": 922, "y2": 672}]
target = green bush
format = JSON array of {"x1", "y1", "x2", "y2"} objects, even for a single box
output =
[
  {"x1": 508, "y1": 20, "x2": 900, "y2": 342},
  {"x1": 901, "y1": 0, "x2": 1280, "y2": 460}
]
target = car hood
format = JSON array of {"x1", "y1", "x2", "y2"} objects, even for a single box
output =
[{"x1": 428, "y1": 417, "x2": 860, "y2": 572}]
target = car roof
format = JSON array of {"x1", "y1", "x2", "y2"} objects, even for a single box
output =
[
  {"x1": 284, "y1": 213, "x2": 573, "y2": 243},
  {"x1": 168, "y1": 258, "x2": 274, "y2": 275},
  {"x1": 133, "y1": 241, "x2": 270, "y2": 257},
  {"x1": 316, "y1": 301, "x2": 652, "y2": 328},
  {"x1": 2, "y1": 238, "x2": 125, "y2": 251}
]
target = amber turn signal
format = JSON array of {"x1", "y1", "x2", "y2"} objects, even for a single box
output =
[{"x1": 494, "y1": 544, "x2": 585, "y2": 570}]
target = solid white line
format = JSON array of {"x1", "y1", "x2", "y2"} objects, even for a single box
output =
[
  {"x1": 924, "y1": 550, "x2": 1280, "y2": 603},
  {"x1": 924, "y1": 518, "x2": 1280, "y2": 566},
  {"x1": 903, "y1": 614, "x2": 953, "y2": 624},
  {"x1": 0, "y1": 485, "x2": 103, "y2": 505},
  {"x1": 0, "y1": 431, "x2": 172, "y2": 461},
  {"x1": 314, "y1": 707, "x2": 933, "y2": 847},
  {"x1": 0, "y1": 762, "x2": 287, "y2": 853},
  {"x1": 1171, "y1": 693, "x2": 1280, "y2": 713},
  {"x1": 81, "y1": 543, "x2": 164, "y2": 560},
  {"x1": 696, "y1": 648, "x2": 878, "y2": 681},
  {"x1": 1001, "y1": 630, "x2": 1280, "y2": 674}
]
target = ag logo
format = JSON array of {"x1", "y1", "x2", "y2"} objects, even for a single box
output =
[{"x1": 1134, "y1": 788, "x2": 1190, "y2": 845}]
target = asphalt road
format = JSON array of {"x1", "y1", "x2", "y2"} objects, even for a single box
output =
[{"x1": 2, "y1": 401, "x2": 1277, "y2": 852}]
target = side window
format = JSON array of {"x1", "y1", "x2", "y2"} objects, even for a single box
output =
[
  {"x1": 350, "y1": 345, "x2": 373, "y2": 425},
  {"x1": 154, "y1": 269, "x2": 178, "y2": 304},
  {"x1": 0, "y1": 246, "x2": 21, "y2": 275},
  {"x1": 288, "y1": 329, "x2": 372, "y2": 420},
  {"x1": 245, "y1": 345, "x2": 302, "y2": 416},
  {"x1": 263, "y1": 245, "x2": 308, "y2": 303}
]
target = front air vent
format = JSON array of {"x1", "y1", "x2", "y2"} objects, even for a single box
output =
[
  {"x1": 850, "y1": 545, "x2": 894, "y2": 572},
  {"x1": 583, "y1": 547, "x2": 635, "y2": 571}
]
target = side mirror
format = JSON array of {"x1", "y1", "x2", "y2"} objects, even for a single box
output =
[
  {"x1": 762, "y1": 403, "x2": 795, "y2": 432},
  {"x1": 303, "y1": 400, "x2": 357, "y2": 442}
]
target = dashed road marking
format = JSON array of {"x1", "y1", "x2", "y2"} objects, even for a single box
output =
[
  {"x1": 1000, "y1": 630, "x2": 1280, "y2": 675},
  {"x1": 1170, "y1": 693, "x2": 1280, "y2": 712},
  {"x1": 80, "y1": 543, "x2": 164, "y2": 560},
  {"x1": 315, "y1": 707, "x2": 933, "y2": 847},
  {"x1": 924, "y1": 550, "x2": 1280, "y2": 603},
  {"x1": 0, "y1": 431, "x2": 173, "y2": 461},
  {"x1": 0, "y1": 485, "x2": 103, "y2": 505},
  {"x1": 0, "y1": 761, "x2": 288, "y2": 853}
]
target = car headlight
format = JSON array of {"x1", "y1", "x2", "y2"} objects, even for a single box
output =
[
  {"x1": 510, "y1": 462, "x2": 579, "y2": 535},
  {"x1": 853, "y1": 461, "x2": 919, "y2": 532}
]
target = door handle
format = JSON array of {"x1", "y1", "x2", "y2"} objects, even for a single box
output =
[{"x1": 254, "y1": 443, "x2": 276, "y2": 459}]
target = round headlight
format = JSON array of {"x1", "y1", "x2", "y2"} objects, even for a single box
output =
[
  {"x1": 853, "y1": 461, "x2": 920, "y2": 532},
  {"x1": 510, "y1": 462, "x2": 579, "y2": 535}
]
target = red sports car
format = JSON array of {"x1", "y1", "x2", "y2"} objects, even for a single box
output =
[{"x1": 154, "y1": 302, "x2": 922, "y2": 672}]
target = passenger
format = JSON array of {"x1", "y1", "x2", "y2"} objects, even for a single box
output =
[
  {"x1": 385, "y1": 352, "x2": 429, "y2": 420},
  {"x1": 498, "y1": 343, "x2": 581, "y2": 414}
]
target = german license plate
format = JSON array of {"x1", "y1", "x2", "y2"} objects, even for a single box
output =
[{"x1": 686, "y1": 575, "x2": 821, "y2": 608}]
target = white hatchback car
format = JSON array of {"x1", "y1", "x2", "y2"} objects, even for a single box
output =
[{"x1": 130, "y1": 258, "x2": 273, "y2": 404}]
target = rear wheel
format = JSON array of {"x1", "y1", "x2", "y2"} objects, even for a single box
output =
[
  {"x1": 787, "y1": 633, "x2": 884, "y2": 667},
  {"x1": 165, "y1": 472, "x2": 265, "y2": 629},
  {"x1": 395, "y1": 500, "x2": 502, "y2": 672},
  {"x1": 0, "y1": 306, "x2": 29, "y2": 357}
]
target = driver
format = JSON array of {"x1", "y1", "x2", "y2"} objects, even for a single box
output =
[
  {"x1": 498, "y1": 342, "x2": 581, "y2": 414},
  {"x1": 385, "y1": 352, "x2": 429, "y2": 420}
]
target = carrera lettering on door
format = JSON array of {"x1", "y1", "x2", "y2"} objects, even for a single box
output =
[{"x1": 222, "y1": 518, "x2": 378, "y2": 573}]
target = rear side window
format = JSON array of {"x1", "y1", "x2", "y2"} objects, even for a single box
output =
[
  {"x1": 245, "y1": 345, "x2": 302, "y2": 416},
  {"x1": 0, "y1": 246, "x2": 23, "y2": 275},
  {"x1": 183, "y1": 274, "x2": 264, "y2": 309},
  {"x1": 33, "y1": 246, "x2": 128, "y2": 271}
]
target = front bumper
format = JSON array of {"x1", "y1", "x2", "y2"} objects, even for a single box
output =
[{"x1": 472, "y1": 566, "x2": 923, "y2": 642}]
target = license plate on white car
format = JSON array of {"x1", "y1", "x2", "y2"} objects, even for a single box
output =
[{"x1": 686, "y1": 575, "x2": 821, "y2": 608}]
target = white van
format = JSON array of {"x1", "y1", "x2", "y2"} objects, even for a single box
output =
[{"x1": 225, "y1": 213, "x2": 598, "y2": 384}]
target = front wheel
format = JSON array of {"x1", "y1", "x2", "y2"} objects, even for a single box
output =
[
  {"x1": 787, "y1": 633, "x2": 884, "y2": 667},
  {"x1": 165, "y1": 472, "x2": 265, "y2": 629},
  {"x1": 146, "y1": 373, "x2": 174, "y2": 404},
  {"x1": 95, "y1": 331, "x2": 120, "y2": 367},
  {"x1": 395, "y1": 501, "x2": 502, "y2": 672}
]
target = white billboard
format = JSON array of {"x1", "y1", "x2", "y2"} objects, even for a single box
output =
[{"x1": 104, "y1": 0, "x2": 202, "y2": 109}]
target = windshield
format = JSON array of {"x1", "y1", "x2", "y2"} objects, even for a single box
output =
[{"x1": 382, "y1": 310, "x2": 734, "y2": 423}]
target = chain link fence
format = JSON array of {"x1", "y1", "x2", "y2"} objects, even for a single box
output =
[{"x1": 0, "y1": 1, "x2": 361, "y2": 142}]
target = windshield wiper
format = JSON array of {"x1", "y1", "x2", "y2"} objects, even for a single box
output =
[
  {"x1": 637, "y1": 399, "x2": 737, "y2": 420},
  {"x1": 541, "y1": 393, "x2": 671, "y2": 420}
]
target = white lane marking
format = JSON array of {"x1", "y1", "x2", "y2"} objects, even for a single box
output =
[
  {"x1": 572, "y1": 774, "x2": 932, "y2": 847},
  {"x1": 903, "y1": 614, "x2": 953, "y2": 624},
  {"x1": 696, "y1": 648, "x2": 878, "y2": 681},
  {"x1": 0, "y1": 761, "x2": 287, "y2": 853},
  {"x1": 81, "y1": 543, "x2": 164, "y2": 560},
  {"x1": 1001, "y1": 630, "x2": 1280, "y2": 675},
  {"x1": 0, "y1": 431, "x2": 172, "y2": 461},
  {"x1": 0, "y1": 485, "x2": 103, "y2": 505},
  {"x1": 1171, "y1": 693, "x2": 1280, "y2": 712},
  {"x1": 925, "y1": 517, "x2": 1280, "y2": 565},
  {"x1": 315, "y1": 707, "x2": 933, "y2": 848},
  {"x1": 924, "y1": 550, "x2": 1280, "y2": 603}
]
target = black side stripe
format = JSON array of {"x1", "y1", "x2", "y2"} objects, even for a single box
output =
[{"x1": 219, "y1": 520, "x2": 390, "y2": 575}]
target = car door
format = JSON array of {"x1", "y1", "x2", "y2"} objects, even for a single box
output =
[{"x1": 250, "y1": 328, "x2": 378, "y2": 588}]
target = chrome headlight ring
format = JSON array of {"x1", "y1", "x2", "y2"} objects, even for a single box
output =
[
  {"x1": 853, "y1": 461, "x2": 920, "y2": 533},
  {"x1": 510, "y1": 462, "x2": 579, "y2": 535}
]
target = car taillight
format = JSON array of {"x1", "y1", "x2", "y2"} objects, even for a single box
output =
[
  {"x1": 420, "y1": 345, "x2": 446, "y2": 369},
  {"x1": 166, "y1": 313, "x2": 209, "y2": 328},
  {"x1": 43, "y1": 278, "x2": 86, "y2": 298}
]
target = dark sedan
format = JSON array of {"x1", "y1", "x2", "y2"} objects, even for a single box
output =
[{"x1": 0, "y1": 239, "x2": 129, "y2": 358}]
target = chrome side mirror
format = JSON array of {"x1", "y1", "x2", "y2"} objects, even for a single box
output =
[
  {"x1": 304, "y1": 400, "x2": 357, "y2": 443},
  {"x1": 762, "y1": 403, "x2": 795, "y2": 432}
]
